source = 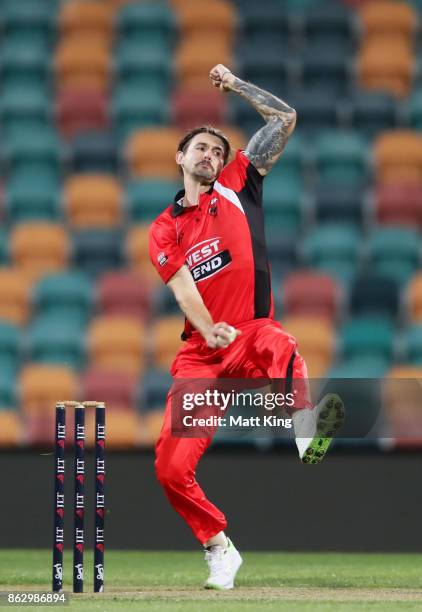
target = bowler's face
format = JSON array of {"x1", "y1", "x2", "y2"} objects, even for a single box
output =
[{"x1": 177, "y1": 133, "x2": 226, "y2": 184}]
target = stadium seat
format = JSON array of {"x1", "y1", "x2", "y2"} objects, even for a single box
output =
[
  {"x1": 0, "y1": 1, "x2": 55, "y2": 48},
  {"x1": 313, "y1": 131, "x2": 368, "y2": 186},
  {"x1": 59, "y1": 1, "x2": 114, "y2": 47},
  {"x1": 20, "y1": 364, "x2": 78, "y2": 416},
  {"x1": 0, "y1": 230, "x2": 8, "y2": 265},
  {"x1": 375, "y1": 183, "x2": 422, "y2": 229},
  {"x1": 175, "y1": 40, "x2": 233, "y2": 90},
  {"x1": 313, "y1": 184, "x2": 365, "y2": 227},
  {"x1": 366, "y1": 227, "x2": 420, "y2": 284},
  {"x1": 126, "y1": 224, "x2": 159, "y2": 284},
  {"x1": 97, "y1": 271, "x2": 151, "y2": 321},
  {"x1": 300, "y1": 45, "x2": 352, "y2": 94},
  {"x1": 5, "y1": 173, "x2": 60, "y2": 222},
  {"x1": 236, "y1": 1, "x2": 289, "y2": 46},
  {"x1": 172, "y1": 88, "x2": 226, "y2": 131},
  {"x1": 282, "y1": 271, "x2": 340, "y2": 321},
  {"x1": 10, "y1": 223, "x2": 70, "y2": 281},
  {"x1": 339, "y1": 317, "x2": 395, "y2": 364},
  {"x1": 406, "y1": 88, "x2": 422, "y2": 131},
  {"x1": 116, "y1": 2, "x2": 176, "y2": 49},
  {"x1": 263, "y1": 177, "x2": 304, "y2": 232},
  {"x1": 26, "y1": 316, "x2": 85, "y2": 369},
  {"x1": 0, "y1": 267, "x2": 30, "y2": 325},
  {"x1": 55, "y1": 41, "x2": 111, "y2": 91},
  {"x1": 282, "y1": 315, "x2": 335, "y2": 378},
  {"x1": 82, "y1": 368, "x2": 137, "y2": 411},
  {"x1": 72, "y1": 229, "x2": 123, "y2": 278},
  {"x1": 33, "y1": 272, "x2": 93, "y2": 326},
  {"x1": 139, "y1": 367, "x2": 172, "y2": 412},
  {"x1": 402, "y1": 325, "x2": 422, "y2": 365},
  {"x1": 151, "y1": 284, "x2": 179, "y2": 316},
  {"x1": 0, "y1": 44, "x2": 50, "y2": 89},
  {"x1": 126, "y1": 179, "x2": 181, "y2": 222},
  {"x1": 176, "y1": 0, "x2": 236, "y2": 45},
  {"x1": 125, "y1": 128, "x2": 182, "y2": 179},
  {"x1": 0, "y1": 410, "x2": 20, "y2": 446},
  {"x1": 0, "y1": 322, "x2": 21, "y2": 374},
  {"x1": 265, "y1": 230, "x2": 299, "y2": 283},
  {"x1": 327, "y1": 357, "x2": 388, "y2": 378},
  {"x1": 64, "y1": 175, "x2": 123, "y2": 228},
  {"x1": 302, "y1": 2, "x2": 356, "y2": 50},
  {"x1": 0, "y1": 88, "x2": 50, "y2": 135},
  {"x1": 4, "y1": 129, "x2": 61, "y2": 176},
  {"x1": 229, "y1": 97, "x2": 265, "y2": 138},
  {"x1": 384, "y1": 366, "x2": 422, "y2": 445},
  {"x1": 359, "y1": 1, "x2": 417, "y2": 45},
  {"x1": 69, "y1": 131, "x2": 118, "y2": 174},
  {"x1": 237, "y1": 46, "x2": 292, "y2": 97},
  {"x1": 349, "y1": 274, "x2": 399, "y2": 319},
  {"x1": 88, "y1": 315, "x2": 145, "y2": 374},
  {"x1": 270, "y1": 133, "x2": 307, "y2": 184},
  {"x1": 358, "y1": 40, "x2": 414, "y2": 98},
  {"x1": 114, "y1": 44, "x2": 172, "y2": 93},
  {"x1": 56, "y1": 89, "x2": 109, "y2": 139},
  {"x1": 407, "y1": 272, "x2": 422, "y2": 322},
  {"x1": 287, "y1": 88, "x2": 341, "y2": 134},
  {"x1": 112, "y1": 85, "x2": 169, "y2": 141},
  {"x1": 151, "y1": 316, "x2": 185, "y2": 368},
  {"x1": 302, "y1": 224, "x2": 361, "y2": 282},
  {"x1": 346, "y1": 91, "x2": 399, "y2": 138},
  {"x1": 140, "y1": 409, "x2": 165, "y2": 446},
  {"x1": 374, "y1": 131, "x2": 422, "y2": 184}
]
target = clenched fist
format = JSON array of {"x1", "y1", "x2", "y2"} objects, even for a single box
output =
[{"x1": 209, "y1": 64, "x2": 235, "y2": 92}]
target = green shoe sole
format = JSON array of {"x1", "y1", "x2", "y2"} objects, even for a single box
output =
[{"x1": 301, "y1": 393, "x2": 345, "y2": 465}]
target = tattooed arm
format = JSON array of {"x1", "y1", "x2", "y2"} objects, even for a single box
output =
[{"x1": 209, "y1": 64, "x2": 296, "y2": 176}]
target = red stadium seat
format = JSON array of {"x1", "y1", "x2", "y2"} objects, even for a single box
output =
[
  {"x1": 282, "y1": 271, "x2": 340, "y2": 322},
  {"x1": 56, "y1": 89, "x2": 109, "y2": 139},
  {"x1": 97, "y1": 271, "x2": 152, "y2": 321},
  {"x1": 171, "y1": 88, "x2": 227, "y2": 130},
  {"x1": 375, "y1": 183, "x2": 422, "y2": 229},
  {"x1": 81, "y1": 368, "x2": 137, "y2": 411}
]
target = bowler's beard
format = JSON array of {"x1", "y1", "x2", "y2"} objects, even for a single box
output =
[{"x1": 192, "y1": 164, "x2": 216, "y2": 185}]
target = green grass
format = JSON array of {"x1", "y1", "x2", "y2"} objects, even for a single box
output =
[{"x1": 1, "y1": 550, "x2": 422, "y2": 611}]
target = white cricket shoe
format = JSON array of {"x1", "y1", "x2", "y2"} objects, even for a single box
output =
[
  {"x1": 204, "y1": 538, "x2": 243, "y2": 590},
  {"x1": 293, "y1": 393, "x2": 345, "y2": 464}
]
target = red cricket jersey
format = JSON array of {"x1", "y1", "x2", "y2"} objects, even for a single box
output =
[{"x1": 149, "y1": 150, "x2": 274, "y2": 338}]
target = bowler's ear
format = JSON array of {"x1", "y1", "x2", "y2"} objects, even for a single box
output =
[{"x1": 175, "y1": 150, "x2": 184, "y2": 167}]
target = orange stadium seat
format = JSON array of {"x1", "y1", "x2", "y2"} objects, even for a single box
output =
[
  {"x1": 384, "y1": 365, "x2": 422, "y2": 446},
  {"x1": 126, "y1": 224, "x2": 160, "y2": 285},
  {"x1": 140, "y1": 409, "x2": 165, "y2": 447},
  {"x1": 97, "y1": 271, "x2": 152, "y2": 321},
  {"x1": 20, "y1": 364, "x2": 79, "y2": 416},
  {"x1": 56, "y1": 89, "x2": 109, "y2": 138},
  {"x1": 91, "y1": 408, "x2": 141, "y2": 449},
  {"x1": 174, "y1": 0, "x2": 236, "y2": 45},
  {"x1": 55, "y1": 41, "x2": 111, "y2": 91},
  {"x1": 88, "y1": 315, "x2": 145, "y2": 374},
  {"x1": 360, "y1": 1, "x2": 417, "y2": 46},
  {"x1": 175, "y1": 40, "x2": 233, "y2": 90},
  {"x1": 10, "y1": 223, "x2": 70, "y2": 281},
  {"x1": 59, "y1": 1, "x2": 114, "y2": 47},
  {"x1": 125, "y1": 127, "x2": 182, "y2": 179},
  {"x1": 0, "y1": 268, "x2": 30, "y2": 325},
  {"x1": 375, "y1": 183, "x2": 422, "y2": 229},
  {"x1": 282, "y1": 271, "x2": 340, "y2": 322},
  {"x1": 358, "y1": 40, "x2": 414, "y2": 98},
  {"x1": 374, "y1": 131, "x2": 422, "y2": 183},
  {"x1": 151, "y1": 315, "x2": 185, "y2": 368},
  {"x1": 408, "y1": 273, "x2": 422, "y2": 322},
  {"x1": 0, "y1": 411, "x2": 21, "y2": 447},
  {"x1": 282, "y1": 316, "x2": 336, "y2": 378},
  {"x1": 64, "y1": 175, "x2": 123, "y2": 228},
  {"x1": 172, "y1": 88, "x2": 227, "y2": 130}
]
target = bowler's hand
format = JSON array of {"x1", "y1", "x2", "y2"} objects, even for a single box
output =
[
  {"x1": 204, "y1": 321, "x2": 241, "y2": 349},
  {"x1": 209, "y1": 64, "x2": 235, "y2": 92}
]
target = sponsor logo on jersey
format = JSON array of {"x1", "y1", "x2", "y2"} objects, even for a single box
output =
[
  {"x1": 186, "y1": 238, "x2": 231, "y2": 282},
  {"x1": 157, "y1": 252, "x2": 168, "y2": 267}
]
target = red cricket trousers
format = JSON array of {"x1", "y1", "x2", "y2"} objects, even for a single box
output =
[{"x1": 154, "y1": 318, "x2": 309, "y2": 544}]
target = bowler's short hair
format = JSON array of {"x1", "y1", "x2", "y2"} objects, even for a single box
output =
[{"x1": 177, "y1": 126, "x2": 231, "y2": 166}]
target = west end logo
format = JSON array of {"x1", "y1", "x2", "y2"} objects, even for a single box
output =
[{"x1": 185, "y1": 238, "x2": 231, "y2": 282}]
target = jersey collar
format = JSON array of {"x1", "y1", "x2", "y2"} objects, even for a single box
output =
[{"x1": 171, "y1": 185, "x2": 214, "y2": 217}]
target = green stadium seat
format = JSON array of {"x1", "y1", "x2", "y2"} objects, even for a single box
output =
[
  {"x1": 4, "y1": 130, "x2": 61, "y2": 176},
  {"x1": 126, "y1": 179, "x2": 180, "y2": 222},
  {"x1": 303, "y1": 224, "x2": 360, "y2": 282},
  {"x1": 0, "y1": 88, "x2": 50, "y2": 135},
  {"x1": 69, "y1": 131, "x2": 119, "y2": 174},
  {"x1": 289, "y1": 88, "x2": 341, "y2": 133},
  {"x1": 265, "y1": 230, "x2": 299, "y2": 283},
  {"x1": 274, "y1": 133, "x2": 307, "y2": 184},
  {"x1": 405, "y1": 89, "x2": 422, "y2": 131},
  {"x1": 114, "y1": 44, "x2": 172, "y2": 93},
  {"x1": 0, "y1": 229, "x2": 9, "y2": 264},
  {"x1": 402, "y1": 325, "x2": 422, "y2": 365},
  {"x1": 300, "y1": 45, "x2": 352, "y2": 94},
  {"x1": 33, "y1": 272, "x2": 93, "y2": 326},
  {"x1": 237, "y1": 46, "x2": 292, "y2": 97},
  {"x1": 347, "y1": 91, "x2": 399, "y2": 138},
  {"x1": 112, "y1": 85, "x2": 169, "y2": 141},
  {"x1": 72, "y1": 229, "x2": 123, "y2": 277},
  {"x1": 0, "y1": 322, "x2": 21, "y2": 374},
  {"x1": 339, "y1": 317, "x2": 395, "y2": 364},
  {"x1": 139, "y1": 367, "x2": 173, "y2": 412},
  {"x1": 5, "y1": 173, "x2": 60, "y2": 222},
  {"x1": 286, "y1": 0, "x2": 325, "y2": 11},
  {"x1": 366, "y1": 227, "x2": 420, "y2": 285},
  {"x1": 349, "y1": 275, "x2": 399, "y2": 320},
  {"x1": 327, "y1": 357, "x2": 388, "y2": 378},
  {"x1": 116, "y1": 2, "x2": 176, "y2": 50},
  {"x1": 313, "y1": 131, "x2": 368, "y2": 186},
  {"x1": 263, "y1": 176, "x2": 304, "y2": 232},
  {"x1": 229, "y1": 97, "x2": 265, "y2": 138},
  {"x1": 302, "y1": 3, "x2": 356, "y2": 50},
  {"x1": 0, "y1": 371, "x2": 17, "y2": 408},
  {"x1": 26, "y1": 316, "x2": 85, "y2": 370},
  {"x1": 0, "y1": 44, "x2": 50, "y2": 89},
  {"x1": 314, "y1": 184, "x2": 365, "y2": 227},
  {"x1": 0, "y1": 0, "x2": 55, "y2": 48},
  {"x1": 237, "y1": 2, "x2": 290, "y2": 46},
  {"x1": 151, "y1": 285, "x2": 179, "y2": 316}
]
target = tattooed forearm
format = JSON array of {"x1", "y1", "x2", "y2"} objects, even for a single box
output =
[
  {"x1": 231, "y1": 77, "x2": 296, "y2": 122},
  {"x1": 244, "y1": 116, "x2": 292, "y2": 173},
  {"x1": 230, "y1": 76, "x2": 296, "y2": 174}
]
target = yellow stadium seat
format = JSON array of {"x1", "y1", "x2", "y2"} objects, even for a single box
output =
[
  {"x1": 151, "y1": 315, "x2": 185, "y2": 368},
  {"x1": 360, "y1": 1, "x2": 417, "y2": 47},
  {"x1": 125, "y1": 127, "x2": 182, "y2": 179},
  {"x1": 282, "y1": 316, "x2": 336, "y2": 378},
  {"x1": 88, "y1": 316, "x2": 145, "y2": 374},
  {"x1": 358, "y1": 39, "x2": 414, "y2": 98},
  {"x1": 0, "y1": 267, "x2": 31, "y2": 325},
  {"x1": 407, "y1": 273, "x2": 422, "y2": 322},
  {"x1": 374, "y1": 131, "x2": 422, "y2": 183},
  {"x1": 20, "y1": 364, "x2": 79, "y2": 416},
  {"x1": 55, "y1": 41, "x2": 111, "y2": 91},
  {"x1": 59, "y1": 1, "x2": 114, "y2": 47},
  {"x1": 64, "y1": 175, "x2": 123, "y2": 228},
  {"x1": 0, "y1": 411, "x2": 21, "y2": 446},
  {"x1": 175, "y1": 39, "x2": 233, "y2": 90},
  {"x1": 126, "y1": 224, "x2": 161, "y2": 285}
]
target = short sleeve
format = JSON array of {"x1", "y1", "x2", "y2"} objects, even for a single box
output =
[
  {"x1": 149, "y1": 216, "x2": 186, "y2": 283},
  {"x1": 217, "y1": 149, "x2": 264, "y2": 193}
]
